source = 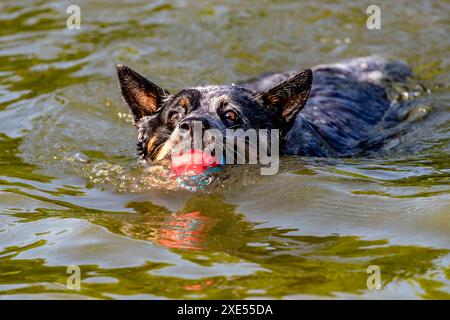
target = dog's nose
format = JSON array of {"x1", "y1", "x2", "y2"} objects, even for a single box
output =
[{"x1": 179, "y1": 118, "x2": 210, "y2": 133}]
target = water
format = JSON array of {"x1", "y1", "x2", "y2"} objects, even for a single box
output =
[{"x1": 0, "y1": 0, "x2": 449, "y2": 299}]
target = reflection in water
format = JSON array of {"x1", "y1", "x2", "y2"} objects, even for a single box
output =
[
  {"x1": 1, "y1": 194, "x2": 450, "y2": 298},
  {"x1": 154, "y1": 211, "x2": 214, "y2": 250},
  {"x1": 122, "y1": 210, "x2": 215, "y2": 250},
  {"x1": 120, "y1": 196, "x2": 247, "y2": 251}
]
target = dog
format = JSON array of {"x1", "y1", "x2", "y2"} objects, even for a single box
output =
[{"x1": 117, "y1": 56, "x2": 412, "y2": 163}]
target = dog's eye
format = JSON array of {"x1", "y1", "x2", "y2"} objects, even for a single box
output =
[
  {"x1": 169, "y1": 112, "x2": 181, "y2": 123},
  {"x1": 224, "y1": 110, "x2": 238, "y2": 122}
]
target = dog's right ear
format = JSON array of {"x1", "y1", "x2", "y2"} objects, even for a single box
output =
[
  {"x1": 254, "y1": 69, "x2": 312, "y2": 127},
  {"x1": 116, "y1": 65, "x2": 169, "y2": 124}
]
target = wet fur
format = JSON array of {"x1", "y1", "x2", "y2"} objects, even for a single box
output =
[{"x1": 117, "y1": 56, "x2": 412, "y2": 162}]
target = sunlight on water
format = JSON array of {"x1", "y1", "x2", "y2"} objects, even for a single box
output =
[{"x1": 0, "y1": 0, "x2": 449, "y2": 299}]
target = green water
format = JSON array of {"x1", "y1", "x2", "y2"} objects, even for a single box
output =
[{"x1": 0, "y1": 0, "x2": 449, "y2": 299}]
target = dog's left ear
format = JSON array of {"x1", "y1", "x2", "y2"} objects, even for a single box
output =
[
  {"x1": 116, "y1": 64, "x2": 169, "y2": 124},
  {"x1": 255, "y1": 69, "x2": 312, "y2": 126}
]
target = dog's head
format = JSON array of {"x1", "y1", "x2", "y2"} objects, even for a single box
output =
[{"x1": 116, "y1": 65, "x2": 312, "y2": 162}]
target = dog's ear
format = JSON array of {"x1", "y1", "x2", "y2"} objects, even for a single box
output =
[
  {"x1": 116, "y1": 65, "x2": 169, "y2": 123},
  {"x1": 255, "y1": 69, "x2": 312, "y2": 126}
]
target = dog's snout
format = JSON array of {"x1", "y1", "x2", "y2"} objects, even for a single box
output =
[{"x1": 179, "y1": 118, "x2": 210, "y2": 133}]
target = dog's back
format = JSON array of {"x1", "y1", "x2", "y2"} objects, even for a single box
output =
[{"x1": 243, "y1": 56, "x2": 412, "y2": 157}]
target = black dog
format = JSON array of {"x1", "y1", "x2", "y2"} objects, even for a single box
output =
[{"x1": 117, "y1": 56, "x2": 412, "y2": 162}]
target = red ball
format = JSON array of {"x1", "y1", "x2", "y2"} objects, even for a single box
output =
[{"x1": 171, "y1": 149, "x2": 220, "y2": 177}]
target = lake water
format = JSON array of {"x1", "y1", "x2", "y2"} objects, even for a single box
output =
[{"x1": 0, "y1": 0, "x2": 449, "y2": 299}]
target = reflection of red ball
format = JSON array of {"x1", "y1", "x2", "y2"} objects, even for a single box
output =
[
  {"x1": 171, "y1": 149, "x2": 220, "y2": 177},
  {"x1": 157, "y1": 211, "x2": 214, "y2": 250}
]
